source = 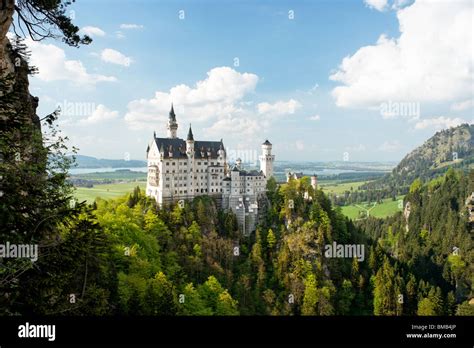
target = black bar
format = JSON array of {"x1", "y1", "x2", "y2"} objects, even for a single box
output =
[{"x1": 0, "y1": 316, "x2": 472, "y2": 346}]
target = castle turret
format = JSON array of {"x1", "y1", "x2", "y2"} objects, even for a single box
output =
[
  {"x1": 236, "y1": 158, "x2": 242, "y2": 170},
  {"x1": 311, "y1": 174, "x2": 318, "y2": 190},
  {"x1": 259, "y1": 139, "x2": 275, "y2": 179},
  {"x1": 186, "y1": 124, "x2": 194, "y2": 157},
  {"x1": 167, "y1": 104, "x2": 178, "y2": 138}
]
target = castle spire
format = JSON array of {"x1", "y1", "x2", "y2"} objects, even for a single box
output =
[
  {"x1": 187, "y1": 123, "x2": 194, "y2": 141},
  {"x1": 169, "y1": 103, "x2": 176, "y2": 122},
  {"x1": 167, "y1": 103, "x2": 178, "y2": 138}
]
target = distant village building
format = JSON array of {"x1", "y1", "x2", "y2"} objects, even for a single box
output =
[{"x1": 146, "y1": 105, "x2": 274, "y2": 235}]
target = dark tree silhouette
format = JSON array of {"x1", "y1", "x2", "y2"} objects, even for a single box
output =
[{"x1": 2, "y1": 0, "x2": 91, "y2": 46}]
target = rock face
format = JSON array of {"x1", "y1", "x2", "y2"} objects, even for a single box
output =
[
  {"x1": 403, "y1": 201, "x2": 411, "y2": 232},
  {"x1": 0, "y1": 0, "x2": 40, "y2": 130}
]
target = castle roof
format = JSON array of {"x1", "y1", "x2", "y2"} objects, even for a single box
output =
[
  {"x1": 243, "y1": 170, "x2": 264, "y2": 177},
  {"x1": 153, "y1": 137, "x2": 223, "y2": 159},
  {"x1": 231, "y1": 166, "x2": 264, "y2": 177},
  {"x1": 263, "y1": 139, "x2": 272, "y2": 145}
]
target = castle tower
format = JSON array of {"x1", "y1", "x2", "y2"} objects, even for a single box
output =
[
  {"x1": 236, "y1": 158, "x2": 242, "y2": 170},
  {"x1": 259, "y1": 139, "x2": 275, "y2": 179},
  {"x1": 311, "y1": 174, "x2": 318, "y2": 190},
  {"x1": 186, "y1": 124, "x2": 194, "y2": 157},
  {"x1": 167, "y1": 104, "x2": 178, "y2": 138}
]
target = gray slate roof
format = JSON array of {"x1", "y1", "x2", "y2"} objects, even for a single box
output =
[{"x1": 151, "y1": 137, "x2": 224, "y2": 159}]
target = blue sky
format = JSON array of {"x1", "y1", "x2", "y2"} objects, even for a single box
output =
[{"x1": 23, "y1": 0, "x2": 473, "y2": 162}]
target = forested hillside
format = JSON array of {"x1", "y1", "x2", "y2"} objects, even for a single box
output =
[
  {"x1": 360, "y1": 124, "x2": 473, "y2": 200},
  {"x1": 2, "y1": 158, "x2": 472, "y2": 315}
]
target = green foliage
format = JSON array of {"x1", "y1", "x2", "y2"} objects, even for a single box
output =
[
  {"x1": 302, "y1": 273, "x2": 318, "y2": 315},
  {"x1": 417, "y1": 298, "x2": 437, "y2": 316},
  {"x1": 409, "y1": 179, "x2": 422, "y2": 194},
  {"x1": 2, "y1": 129, "x2": 471, "y2": 318},
  {"x1": 455, "y1": 301, "x2": 474, "y2": 316}
]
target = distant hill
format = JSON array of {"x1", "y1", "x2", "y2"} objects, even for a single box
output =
[
  {"x1": 362, "y1": 123, "x2": 473, "y2": 195},
  {"x1": 71, "y1": 155, "x2": 147, "y2": 168}
]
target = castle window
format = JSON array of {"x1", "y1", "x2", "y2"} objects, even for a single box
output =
[
  {"x1": 172, "y1": 162, "x2": 175, "y2": 165},
  {"x1": 197, "y1": 162, "x2": 201, "y2": 165}
]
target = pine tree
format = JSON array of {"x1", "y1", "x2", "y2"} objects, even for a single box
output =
[{"x1": 302, "y1": 273, "x2": 318, "y2": 315}]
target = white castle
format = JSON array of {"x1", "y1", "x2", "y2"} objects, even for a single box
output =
[{"x1": 146, "y1": 105, "x2": 275, "y2": 234}]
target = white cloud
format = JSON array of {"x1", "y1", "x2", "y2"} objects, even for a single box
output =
[
  {"x1": 451, "y1": 99, "x2": 474, "y2": 111},
  {"x1": 414, "y1": 116, "x2": 467, "y2": 130},
  {"x1": 100, "y1": 48, "x2": 133, "y2": 67},
  {"x1": 125, "y1": 67, "x2": 259, "y2": 130},
  {"x1": 79, "y1": 105, "x2": 119, "y2": 125},
  {"x1": 364, "y1": 0, "x2": 388, "y2": 11},
  {"x1": 308, "y1": 114, "x2": 321, "y2": 121},
  {"x1": 24, "y1": 38, "x2": 116, "y2": 85},
  {"x1": 204, "y1": 112, "x2": 260, "y2": 137},
  {"x1": 81, "y1": 26, "x2": 106, "y2": 37},
  {"x1": 115, "y1": 31, "x2": 125, "y2": 39},
  {"x1": 331, "y1": 0, "x2": 473, "y2": 108},
  {"x1": 120, "y1": 24, "x2": 144, "y2": 30},
  {"x1": 379, "y1": 140, "x2": 401, "y2": 152},
  {"x1": 257, "y1": 99, "x2": 301, "y2": 116}
]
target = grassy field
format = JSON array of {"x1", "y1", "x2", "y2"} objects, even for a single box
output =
[
  {"x1": 340, "y1": 195, "x2": 405, "y2": 220},
  {"x1": 74, "y1": 182, "x2": 146, "y2": 203},
  {"x1": 319, "y1": 180, "x2": 371, "y2": 194},
  {"x1": 72, "y1": 170, "x2": 146, "y2": 181}
]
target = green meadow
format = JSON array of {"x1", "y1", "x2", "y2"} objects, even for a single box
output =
[
  {"x1": 319, "y1": 180, "x2": 371, "y2": 195},
  {"x1": 74, "y1": 182, "x2": 146, "y2": 203},
  {"x1": 340, "y1": 195, "x2": 405, "y2": 220}
]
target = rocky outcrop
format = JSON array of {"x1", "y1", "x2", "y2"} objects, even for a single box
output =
[{"x1": 1, "y1": 0, "x2": 40, "y2": 130}]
